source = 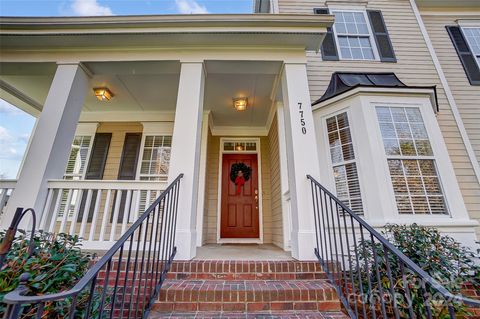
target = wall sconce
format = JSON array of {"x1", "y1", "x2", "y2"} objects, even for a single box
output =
[
  {"x1": 233, "y1": 97, "x2": 248, "y2": 111},
  {"x1": 94, "y1": 87, "x2": 114, "y2": 101}
]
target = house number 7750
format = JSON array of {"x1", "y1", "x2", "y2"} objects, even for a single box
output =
[{"x1": 298, "y1": 102, "x2": 307, "y2": 134}]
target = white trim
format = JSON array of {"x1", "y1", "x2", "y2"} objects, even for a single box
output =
[
  {"x1": 135, "y1": 122, "x2": 174, "y2": 181},
  {"x1": 329, "y1": 8, "x2": 380, "y2": 61},
  {"x1": 80, "y1": 111, "x2": 175, "y2": 122},
  {"x1": 461, "y1": 26, "x2": 480, "y2": 69},
  {"x1": 409, "y1": 0, "x2": 480, "y2": 184},
  {"x1": 75, "y1": 122, "x2": 98, "y2": 136},
  {"x1": 196, "y1": 112, "x2": 211, "y2": 247},
  {"x1": 325, "y1": 1, "x2": 368, "y2": 9},
  {"x1": 275, "y1": 102, "x2": 292, "y2": 251},
  {"x1": 456, "y1": 19, "x2": 480, "y2": 27},
  {"x1": 210, "y1": 126, "x2": 268, "y2": 136},
  {"x1": 216, "y1": 137, "x2": 263, "y2": 244}
]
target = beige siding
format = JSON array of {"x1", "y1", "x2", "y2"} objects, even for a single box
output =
[
  {"x1": 268, "y1": 115, "x2": 284, "y2": 248},
  {"x1": 422, "y1": 13, "x2": 480, "y2": 236},
  {"x1": 278, "y1": 0, "x2": 480, "y2": 234},
  {"x1": 96, "y1": 122, "x2": 143, "y2": 180},
  {"x1": 202, "y1": 136, "x2": 275, "y2": 244}
]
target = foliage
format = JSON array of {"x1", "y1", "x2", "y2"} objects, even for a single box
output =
[
  {"x1": 0, "y1": 230, "x2": 107, "y2": 319},
  {"x1": 352, "y1": 223, "x2": 479, "y2": 319},
  {"x1": 229, "y1": 162, "x2": 252, "y2": 183}
]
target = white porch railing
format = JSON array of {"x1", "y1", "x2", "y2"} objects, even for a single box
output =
[
  {"x1": 0, "y1": 180, "x2": 16, "y2": 216},
  {"x1": 40, "y1": 180, "x2": 167, "y2": 250}
]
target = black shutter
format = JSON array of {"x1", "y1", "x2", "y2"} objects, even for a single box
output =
[
  {"x1": 367, "y1": 10, "x2": 396, "y2": 62},
  {"x1": 446, "y1": 26, "x2": 480, "y2": 85},
  {"x1": 112, "y1": 133, "x2": 142, "y2": 223},
  {"x1": 314, "y1": 8, "x2": 339, "y2": 61},
  {"x1": 85, "y1": 133, "x2": 111, "y2": 180},
  {"x1": 78, "y1": 133, "x2": 112, "y2": 222}
]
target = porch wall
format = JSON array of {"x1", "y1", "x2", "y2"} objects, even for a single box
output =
[
  {"x1": 278, "y1": 0, "x2": 480, "y2": 237},
  {"x1": 267, "y1": 115, "x2": 284, "y2": 248},
  {"x1": 203, "y1": 132, "x2": 279, "y2": 246},
  {"x1": 96, "y1": 122, "x2": 143, "y2": 180}
]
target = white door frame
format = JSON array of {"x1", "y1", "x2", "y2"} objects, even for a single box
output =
[{"x1": 216, "y1": 137, "x2": 264, "y2": 244}]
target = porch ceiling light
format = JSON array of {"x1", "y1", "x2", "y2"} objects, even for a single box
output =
[
  {"x1": 94, "y1": 87, "x2": 114, "y2": 102},
  {"x1": 233, "y1": 97, "x2": 248, "y2": 111}
]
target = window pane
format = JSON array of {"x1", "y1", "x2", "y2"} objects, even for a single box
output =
[
  {"x1": 64, "y1": 135, "x2": 92, "y2": 179},
  {"x1": 139, "y1": 135, "x2": 172, "y2": 181},
  {"x1": 327, "y1": 112, "x2": 363, "y2": 214}
]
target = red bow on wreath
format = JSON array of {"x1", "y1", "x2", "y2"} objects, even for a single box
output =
[{"x1": 234, "y1": 175, "x2": 245, "y2": 195}]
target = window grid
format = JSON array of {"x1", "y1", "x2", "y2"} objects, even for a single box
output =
[
  {"x1": 326, "y1": 112, "x2": 364, "y2": 215},
  {"x1": 332, "y1": 10, "x2": 376, "y2": 61},
  {"x1": 463, "y1": 27, "x2": 480, "y2": 67},
  {"x1": 139, "y1": 135, "x2": 172, "y2": 181},
  {"x1": 64, "y1": 135, "x2": 92, "y2": 180},
  {"x1": 376, "y1": 106, "x2": 448, "y2": 215}
]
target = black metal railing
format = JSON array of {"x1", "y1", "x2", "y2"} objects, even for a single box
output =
[
  {"x1": 307, "y1": 174, "x2": 480, "y2": 319},
  {"x1": 2, "y1": 173, "x2": 183, "y2": 319}
]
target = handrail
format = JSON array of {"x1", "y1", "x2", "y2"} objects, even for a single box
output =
[
  {"x1": 307, "y1": 174, "x2": 480, "y2": 319},
  {"x1": 47, "y1": 179, "x2": 168, "y2": 191},
  {"x1": 2, "y1": 173, "x2": 184, "y2": 319}
]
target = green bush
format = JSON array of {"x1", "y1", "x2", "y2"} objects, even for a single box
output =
[
  {"x1": 353, "y1": 223, "x2": 479, "y2": 318},
  {"x1": 0, "y1": 231, "x2": 105, "y2": 319}
]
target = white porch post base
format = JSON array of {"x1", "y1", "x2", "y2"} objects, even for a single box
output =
[
  {"x1": 169, "y1": 62, "x2": 205, "y2": 260},
  {"x1": 281, "y1": 63, "x2": 321, "y2": 261},
  {"x1": 2, "y1": 63, "x2": 88, "y2": 228}
]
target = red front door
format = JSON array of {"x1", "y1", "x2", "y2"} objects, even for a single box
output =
[{"x1": 221, "y1": 154, "x2": 259, "y2": 238}]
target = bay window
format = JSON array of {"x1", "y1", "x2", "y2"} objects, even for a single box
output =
[
  {"x1": 326, "y1": 112, "x2": 364, "y2": 215},
  {"x1": 376, "y1": 106, "x2": 447, "y2": 215}
]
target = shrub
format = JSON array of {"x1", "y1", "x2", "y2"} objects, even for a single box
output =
[
  {"x1": 353, "y1": 223, "x2": 479, "y2": 318},
  {"x1": 0, "y1": 231, "x2": 104, "y2": 318}
]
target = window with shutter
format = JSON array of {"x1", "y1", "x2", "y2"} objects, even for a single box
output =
[
  {"x1": 376, "y1": 106, "x2": 447, "y2": 215},
  {"x1": 447, "y1": 26, "x2": 480, "y2": 85},
  {"x1": 367, "y1": 10, "x2": 396, "y2": 62},
  {"x1": 59, "y1": 135, "x2": 93, "y2": 221},
  {"x1": 77, "y1": 133, "x2": 111, "y2": 223},
  {"x1": 326, "y1": 112, "x2": 364, "y2": 215},
  {"x1": 314, "y1": 8, "x2": 339, "y2": 61}
]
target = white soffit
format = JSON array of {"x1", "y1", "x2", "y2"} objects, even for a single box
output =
[{"x1": 0, "y1": 14, "x2": 333, "y2": 51}]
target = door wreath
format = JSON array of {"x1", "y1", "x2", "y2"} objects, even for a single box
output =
[{"x1": 230, "y1": 163, "x2": 252, "y2": 195}]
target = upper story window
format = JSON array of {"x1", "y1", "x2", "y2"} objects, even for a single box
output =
[
  {"x1": 463, "y1": 27, "x2": 480, "y2": 67},
  {"x1": 376, "y1": 106, "x2": 447, "y2": 215},
  {"x1": 446, "y1": 25, "x2": 480, "y2": 85},
  {"x1": 326, "y1": 112, "x2": 364, "y2": 215},
  {"x1": 332, "y1": 11, "x2": 376, "y2": 60},
  {"x1": 139, "y1": 135, "x2": 172, "y2": 181},
  {"x1": 315, "y1": 8, "x2": 396, "y2": 63}
]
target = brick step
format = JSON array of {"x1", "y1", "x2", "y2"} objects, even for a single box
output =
[
  {"x1": 155, "y1": 279, "x2": 341, "y2": 313},
  {"x1": 166, "y1": 260, "x2": 327, "y2": 280},
  {"x1": 149, "y1": 310, "x2": 349, "y2": 318}
]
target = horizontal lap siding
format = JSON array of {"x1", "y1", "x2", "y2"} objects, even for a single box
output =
[
  {"x1": 422, "y1": 13, "x2": 480, "y2": 236},
  {"x1": 278, "y1": 0, "x2": 480, "y2": 234},
  {"x1": 95, "y1": 122, "x2": 143, "y2": 180},
  {"x1": 268, "y1": 115, "x2": 284, "y2": 248}
]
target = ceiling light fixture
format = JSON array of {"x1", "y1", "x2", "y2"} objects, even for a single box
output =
[
  {"x1": 94, "y1": 87, "x2": 114, "y2": 102},
  {"x1": 233, "y1": 97, "x2": 248, "y2": 111}
]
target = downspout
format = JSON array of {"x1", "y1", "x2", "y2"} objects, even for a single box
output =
[{"x1": 409, "y1": 0, "x2": 480, "y2": 184}]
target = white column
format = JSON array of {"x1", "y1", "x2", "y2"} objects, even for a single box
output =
[
  {"x1": 280, "y1": 63, "x2": 321, "y2": 260},
  {"x1": 275, "y1": 102, "x2": 292, "y2": 251},
  {"x1": 2, "y1": 63, "x2": 89, "y2": 228},
  {"x1": 168, "y1": 62, "x2": 205, "y2": 260},
  {"x1": 196, "y1": 111, "x2": 210, "y2": 247}
]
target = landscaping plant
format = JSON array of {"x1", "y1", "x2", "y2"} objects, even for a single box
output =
[
  {"x1": 0, "y1": 230, "x2": 107, "y2": 319},
  {"x1": 352, "y1": 223, "x2": 479, "y2": 319}
]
